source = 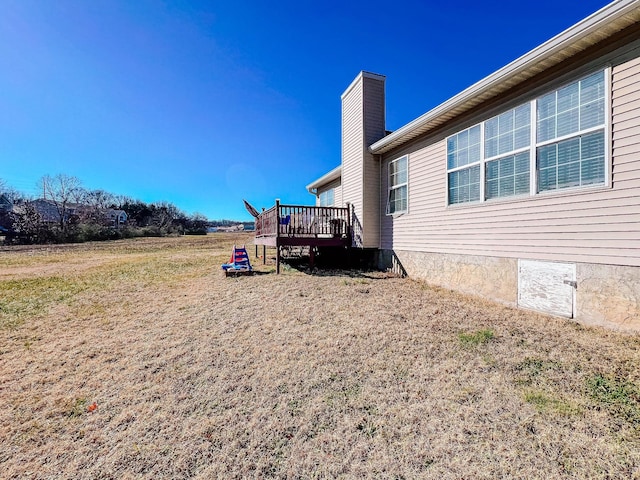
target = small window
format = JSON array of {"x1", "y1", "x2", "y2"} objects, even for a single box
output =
[
  {"x1": 447, "y1": 125, "x2": 481, "y2": 204},
  {"x1": 319, "y1": 188, "x2": 335, "y2": 206},
  {"x1": 387, "y1": 156, "x2": 408, "y2": 214}
]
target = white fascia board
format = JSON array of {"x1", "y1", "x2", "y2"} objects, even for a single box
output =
[
  {"x1": 306, "y1": 165, "x2": 342, "y2": 193},
  {"x1": 370, "y1": 0, "x2": 640, "y2": 154}
]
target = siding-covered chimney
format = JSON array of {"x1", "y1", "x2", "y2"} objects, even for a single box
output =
[{"x1": 341, "y1": 71, "x2": 386, "y2": 248}]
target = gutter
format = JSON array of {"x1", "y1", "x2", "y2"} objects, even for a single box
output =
[
  {"x1": 306, "y1": 165, "x2": 342, "y2": 194},
  {"x1": 370, "y1": 0, "x2": 640, "y2": 155}
]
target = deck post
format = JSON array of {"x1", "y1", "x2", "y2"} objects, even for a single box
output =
[
  {"x1": 275, "y1": 199, "x2": 281, "y2": 274},
  {"x1": 346, "y1": 202, "x2": 353, "y2": 268}
]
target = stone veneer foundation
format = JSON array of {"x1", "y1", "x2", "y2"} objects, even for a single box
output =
[{"x1": 379, "y1": 249, "x2": 640, "y2": 332}]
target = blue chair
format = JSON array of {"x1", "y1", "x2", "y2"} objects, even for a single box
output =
[{"x1": 221, "y1": 245, "x2": 253, "y2": 276}]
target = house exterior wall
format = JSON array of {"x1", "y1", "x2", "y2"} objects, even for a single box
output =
[
  {"x1": 379, "y1": 52, "x2": 640, "y2": 330},
  {"x1": 341, "y1": 72, "x2": 385, "y2": 248}
]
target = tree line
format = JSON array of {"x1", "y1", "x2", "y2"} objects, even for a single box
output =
[{"x1": 0, "y1": 174, "x2": 217, "y2": 244}]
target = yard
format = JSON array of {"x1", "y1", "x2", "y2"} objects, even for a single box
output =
[{"x1": 1, "y1": 234, "x2": 639, "y2": 479}]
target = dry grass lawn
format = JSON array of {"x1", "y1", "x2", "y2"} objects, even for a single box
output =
[{"x1": 1, "y1": 234, "x2": 640, "y2": 479}]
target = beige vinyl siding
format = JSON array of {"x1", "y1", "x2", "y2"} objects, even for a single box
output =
[
  {"x1": 342, "y1": 75, "x2": 365, "y2": 246},
  {"x1": 362, "y1": 76, "x2": 385, "y2": 248},
  {"x1": 381, "y1": 57, "x2": 640, "y2": 267}
]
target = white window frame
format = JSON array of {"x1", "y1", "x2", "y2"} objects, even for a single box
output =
[
  {"x1": 446, "y1": 68, "x2": 609, "y2": 206},
  {"x1": 386, "y1": 155, "x2": 408, "y2": 215}
]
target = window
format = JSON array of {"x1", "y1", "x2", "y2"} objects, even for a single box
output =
[
  {"x1": 485, "y1": 103, "x2": 531, "y2": 200},
  {"x1": 319, "y1": 188, "x2": 335, "y2": 206},
  {"x1": 387, "y1": 156, "x2": 408, "y2": 214},
  {"x1": 536, "y1": 71, "x2": 606, "y2": 192},
  {"x1": 446, "y1": 69, "x2": 607, "y2": 205},
  {"x1": 447, "y1": 126, "x2": 481, "y2": 204}
]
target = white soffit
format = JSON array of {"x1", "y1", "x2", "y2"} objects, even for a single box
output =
[{"x1": 370, "y1": 0, "x2": 640, "y2": 155}]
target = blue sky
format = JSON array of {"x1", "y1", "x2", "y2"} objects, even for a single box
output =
[{"x1": 0, "y1": 0, "x2": 611, "y2": 220}]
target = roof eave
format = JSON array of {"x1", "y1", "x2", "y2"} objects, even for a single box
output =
[
  {"x1": 306, "y1": 166, "x2": 342, "y2": 193},
  {"x1": 370, "y1": 0, "x2": 640, "y2": 155}
]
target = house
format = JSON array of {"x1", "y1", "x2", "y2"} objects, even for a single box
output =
[
  {"x1": 105, "y1": 209, "x2": 128, "y2": 228},
  {"x1": 300, "y1": 0, "x2": 640, "y2": 330}
]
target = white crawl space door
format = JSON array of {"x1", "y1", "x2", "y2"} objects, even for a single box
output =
[{"x1": 518, "y1": 260, "x2": 576, "y2": 318}]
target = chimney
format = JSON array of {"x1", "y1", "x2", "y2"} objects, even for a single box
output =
[{"x1": 341, "y1": 71, "x2": 386, "y2": 248}]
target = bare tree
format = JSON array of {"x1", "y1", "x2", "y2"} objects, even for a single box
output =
[
  {"x1": 39, "y1": 174, "x2": 83, "y2": 233},
  {"x1": 10, "y1": 202, "x2": 48, "y2": 244},
  {"x1": 150, "y1": 201, "x2": 181, "y2": 233},
  {"x1": 0, "y1": 178, "x2": 23, "y2": 204}
]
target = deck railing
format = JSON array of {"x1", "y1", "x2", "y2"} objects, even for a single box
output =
[{"x1": 255, "y1": 201, "x2": 351, "y2": 239}]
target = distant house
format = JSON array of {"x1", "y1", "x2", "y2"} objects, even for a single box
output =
[
  {"x1": 10, "y1": 200, "x2": 127, "y2": 229},
  {"x1": 17, "y1": 199, "x2": 78, "y2": 224},
  {"x1": 216, "y1": 224, "x2": 245, "y2": 233},
  {"x1": 0, "y1": 194, "x2": 12, "y2": 212},
  {"x1": 290, "y1": 0, "x2": 640, "y2": 330},
  {"x1": 105, "y1": 209, "x2": 127, "y2": 228}
]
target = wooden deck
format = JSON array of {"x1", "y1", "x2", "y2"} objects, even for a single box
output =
[{"x1": 254, "y1": 201, "x2": 352, "y2": 272}]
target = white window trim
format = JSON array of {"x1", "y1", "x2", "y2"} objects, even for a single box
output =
[
  {"x1": 386, "y1": 155, "x2": 409, "y2": 216},
  {"x1": 446, "y1": 67, "x2": 609, "y2": 206}
]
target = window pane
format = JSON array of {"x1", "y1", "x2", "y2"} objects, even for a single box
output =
[
  {"x1": 485, "y1": 117, "x2": 498, "y2": 138},
  {"x1": 557, "y1": 161, "x2": 581, "y2": 189},
  {"x1": 458, "y1": 148, "x2": 469, "y2": 167},
  {"x1": 470, "y1": 181, "x2": 480, "y2": 202},
  {"x1": 515, "y1": 104, "x2": 531, "y2": 128},
  {"x1": 397, "y1": 157, "x2": 407, "y2": 173},
  {"x1": 514, "y1": 126, "x2": 530, "y2": 150},
  {"x1": 515, "y1": 173, "x2": 529, "y2": 195},
  {"x1": 485, "y1": 137, "x2": 498, "y2": 158},
  {"x1": 499, "y1": 110, "x2": 514, "y2": 132},
  {"x1": 398, "y1": 185, "x2": 407, "y2": 211},
  {"x1": 557, "y1": 83, "x2": 579, "y2": 113},
  {"x1": 537, "y1": 117, "x2": 555, "y2": 143},
  {"x1": 498, "y1": 133, "x2": 514, "y2": 154},
  {"x1": 537, "y1": 92, "x2": 556, "y2": 120},
  {"x1": 515, "y1": 152, "x2": 529, "y2": 174},
  {"x1": 469, "y1": 125, "x2": 481, "y2": 147},
  {"x1": 460, "y1": 167, "x2": 469, "y2": 185},
  {"x1": 486, "y1": 179, "x2": 499, "y2": 199},
  {"x1": 580, "y1": 101, "x2": 604, "y2": 130},
  {"x1": 537, "y1": 71, "x2": 605, "y2": 144},
  {"x1": 459, "y1": 129, "x2": 468, "y2": 149},
  {"x1": 501, "y1": 157, "x2": 514, "y2": 177},
  {"x1": 557, "y1": 137, "x2": 580, "y2": 165},
  {"x1": 448, "y1": 166, "x2": 479, "y2": 204},
  {"x1": 538, "y1": 164, "x2": 557, "y2": 192},
  {"x1": 469, "y1": 143, "x2": 481, "y2": 163},
  {"x1": 470, "y1": 164, "x2": 480, "y2": 184},
  {"x1": 537, "y1": 144, "x2": 556, "y2": 170},
  {"x1": 537, "y1": 131, "x2": 605, "y2": 192},
  {"x1": 485, "y1": 152, "x2": 530, "y2": 200},
  {"x1": 447, "y1": 152, "x2": 456, "y2": 170},
  {"x1": 580, "y1": 71, "x2": 604, "y2": 104},
  {"x1": 582, "y1": 130, "x2": 604, "y2": 159},
  {"x1": 582, "y1": 157, "x2": 605, "y2": 184},
  {"x1": 486, "y1": 159, "x2": 499, "y2": 178},
  {"x1": 557, "y1": 109, "x2": 579, "y2": 137}
]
